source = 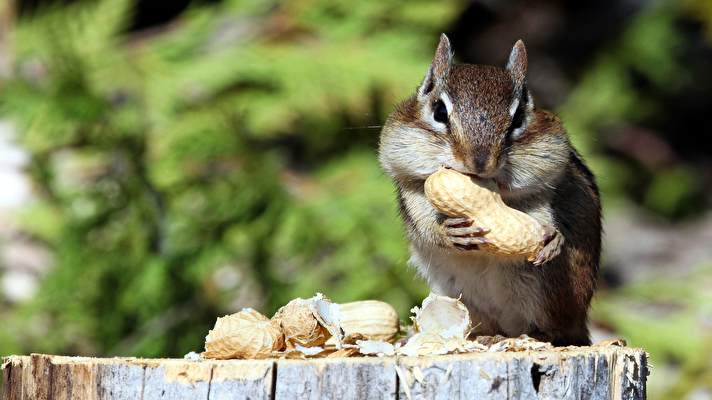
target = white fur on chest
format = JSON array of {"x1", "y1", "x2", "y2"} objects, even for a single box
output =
[{"x1": 410, "y1": 243, "x2": 546, "y2": 336}]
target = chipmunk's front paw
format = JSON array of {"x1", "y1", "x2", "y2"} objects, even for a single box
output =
[
  {"x1": 442, "y1": 217, "x2": 491, "y2": 251},
  {"x1": 532, "y1": 225, "x2": 564, "y2": 266}
]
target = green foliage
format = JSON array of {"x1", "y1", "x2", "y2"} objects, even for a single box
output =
[
  {"x1": 558, "y1": 2, "x2": 690, "y2": 214},
  {"x1": 645, "y1": 166, "x2": 701, "y2": 218},
  {"x1": 271, "y1": 152, "x2": 423, "y2": 314},
  {"x1": 0, "y1": 0, "x2": 464, "y2": 356}
]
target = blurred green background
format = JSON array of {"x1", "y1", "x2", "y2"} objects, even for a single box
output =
[{"x1": 1, "y1": 0, "x2": 711, "y2": 398}]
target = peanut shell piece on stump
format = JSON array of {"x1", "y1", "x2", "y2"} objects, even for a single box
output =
[
  {"x1": 273, "y1": 298, "x2": 331, "y2": 348},
  {"x1": 339, "y1": 300, "x2": 400, "y2": 342},
  {"x1": 411, "y1": 293, "x2": 471, "y2": 338},
  {"x1": 424, "y1": 167, "x2": 545, "y2": 260},
  {"x1": 203, "y1": 308, "x2": 284, "y2": 359}
]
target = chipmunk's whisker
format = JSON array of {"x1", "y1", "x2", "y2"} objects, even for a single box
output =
[{"x1": 344, "y1": 125, "x2": 383, "y2": 130}]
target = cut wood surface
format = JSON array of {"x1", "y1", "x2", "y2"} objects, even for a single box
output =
[{"x1": 2, "y1": 346, "x2": 647, "y2": 400}]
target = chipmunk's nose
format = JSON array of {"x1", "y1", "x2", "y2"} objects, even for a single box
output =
[
  {"x1": 472, "y1": 149, "x2": 498, "y2": 176},
  {"x1": 474, "y1": 152, "x2": 489, "y2": 174}
]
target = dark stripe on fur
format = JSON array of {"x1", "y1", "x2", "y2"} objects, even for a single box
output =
[
  {"x1": 396, "y1": 186, "x2": 416, "y2": 234},
  {"x1": 569, "y1": 149, "x2": 599, "y2": 196}
]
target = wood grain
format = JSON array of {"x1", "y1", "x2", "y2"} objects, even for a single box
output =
[{"x1": 275, "y1": 356, "x2": 397, "y2": 400}]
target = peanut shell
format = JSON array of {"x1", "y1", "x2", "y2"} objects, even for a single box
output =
[
  {"x1": 339, "y1": 300, "x2": 399, "y2": 342},
  {"x1": 411, "y1": 293, "x2": 471, "y2": 338},
  {"x1": 273, "y1": 298, "x2": 330, "y2": 348},
  {"x1": 203, "y1": 308, "x2": 283, "y2": 359},
  {"x1": 424, "y1": 167, "x2": 544, "y2": 259}
]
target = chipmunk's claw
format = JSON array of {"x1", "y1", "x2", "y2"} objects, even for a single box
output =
[
  {"x1": 452, "y1": 236, "x2": 491, "y2": 251},
  {"x1": 454, "y1": 243, "x2": 481, "y2": 251},
  {"x1": 444, "y1": 217, "x2": 490, "y2": 235},
  {"x1": 444, "y1": 217, "x2": 473, "y2": 228},
  {"x1": 443, "y1": 217, "x2": 490, "y2": 251},
  {"x1": 532, "y1": 225, "x2": 564, "y2": 266}
]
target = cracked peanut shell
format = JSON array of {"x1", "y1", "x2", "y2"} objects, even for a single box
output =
[{"x1": 273, "y1": 298, "x2": 331, "y2": 348}]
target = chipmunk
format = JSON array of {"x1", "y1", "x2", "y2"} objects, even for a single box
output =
[{"x1": 379, "y1": 34, "x2": 601, "y2": 346}]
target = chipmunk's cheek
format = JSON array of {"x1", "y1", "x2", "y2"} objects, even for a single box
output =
[
  {"x1": 493, "y1": 167, "x2": 515, "y2": 193},
  {"x1": 439, "y1": 150, "x2": 469, "y2": 175},
  {"x1": 411, "y1": 154, "x2": 448, "y2": 178}
]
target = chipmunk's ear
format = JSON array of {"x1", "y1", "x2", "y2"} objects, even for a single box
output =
[
  {"x1": 418, "y1": 33, "x2": 452, "y2": 98},
  {"x1": 506, "y1": 40, "x2": 528, "y2": 96}
]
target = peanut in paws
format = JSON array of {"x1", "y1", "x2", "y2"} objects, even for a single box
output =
[{"x1": 424, "y1": 167, "x2": 545, "y2": 260}]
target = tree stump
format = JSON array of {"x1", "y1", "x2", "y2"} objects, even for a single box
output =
[{"x1": 2, "y1": 346, "x2": 647, "y2": 399}]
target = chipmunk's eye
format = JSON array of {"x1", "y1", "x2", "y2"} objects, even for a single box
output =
[{"x1": 433, "y1": 100, "x2": 448, "y2": 124}]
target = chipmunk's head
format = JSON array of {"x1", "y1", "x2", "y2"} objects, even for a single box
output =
[{"x1": 379, "y1": 34, "x2": 570, "y2": 195}]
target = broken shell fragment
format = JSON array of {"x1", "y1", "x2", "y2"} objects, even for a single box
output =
[
  {"x1": 311, "y1": 294, "x2": 344, "y2": 345},
  {"x1": 293, "y1": 344, "x2": 326, "y2": 357},
  {"x1": 424, "y1": 167, "x2": 545, "y2": 260},
  {"x1": 411, "y1": 293, "x2": 471, "y2": 339},
  {"x1": 273, "y1": 297, "x2": 331, "y2": 348},
  {"x1": 327, "y1": 347, "x2": 360, "y2": 358},
  {"x1": 339, "y1": 300, "x2": 400, "y2": 342},
  {"x1": 203, "y1": 308, "x2": 284, "y2": 359},
  {"x1": 397, "y1": 294, "x2": 485, "y2": 357},
  {"x1": 397, "y1": 332, "x2": 444, "y2": 357},
  {"x1": 356, "y1": 340, "x2": 396, "y2": 356},
  {"x1": 487, "y1": 335, "x2": 554, "y2": 352}
]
